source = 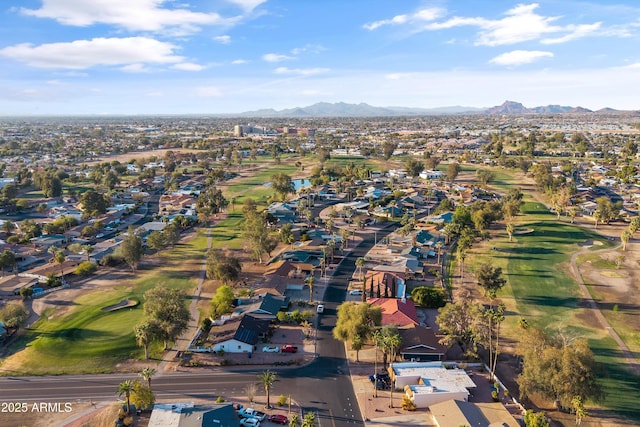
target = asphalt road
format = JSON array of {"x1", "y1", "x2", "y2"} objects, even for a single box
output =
[{"x1": 0, "y1": 226, "x2": 395, "y2": 427}]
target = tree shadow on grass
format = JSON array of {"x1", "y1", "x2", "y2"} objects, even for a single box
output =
[
  {"x1": 519, "y1": 295, "x2": 581, "y2": 308},
  {"x1": 501, "y1": 247, "x2": 559, "y2": 255}
]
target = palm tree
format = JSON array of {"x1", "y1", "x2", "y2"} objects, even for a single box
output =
[
  {"x1": 134, "y1": 321, "x2": 154, "y2": 360},
  {"x1": 289, "y1": 414, "x2": 301, "y2": 427},
  {"x1": 258, "y1": 370, "x2": 277, "y2": 409},
  {"x1": 82, "y1": 244, "x2": 94, "y2": 262},
  {"x1": 53, "y1": 250, "x2": 66, "y2": 278},
  {"x1": 117, "y1": 380, "x2": 135, "y2": 413},
  {"x1": 139, "y1": 367, "x2": 156, "y2": 391},
  {"x1": 355, "y1": 257, "x2": 365, "y2": 281},
  {"x1": 302, "y1": 412, "x2": 316, "y2": 427},
  {"x1": 305, "y1": 276, "x2": 315, "y2": 303}
]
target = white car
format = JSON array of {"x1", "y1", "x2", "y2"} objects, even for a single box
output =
[
  {"x1": 262, "y1": 346, "x2": 280, "y2": 353},
  {"x1": 240, "y1": 418, "x2": 261, "y2": 427},
  {"x1": 349, "y1": 289, "x2": 363, "y2": 296}
]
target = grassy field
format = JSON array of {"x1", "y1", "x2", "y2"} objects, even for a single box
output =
[
  {"x1": 0, "y1": 231, "x2": 209, "y2": 375},
  {"x1": 455, "y1": 168, "x2": 640, "y2": 421}
]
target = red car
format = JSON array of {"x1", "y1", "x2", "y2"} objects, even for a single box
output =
[
  {"x1": 280, "y1": 345, "x2": 298, "y2": 353},
  {"x1": 269, "y1": 414, "x2": 289, "y2": 425}
]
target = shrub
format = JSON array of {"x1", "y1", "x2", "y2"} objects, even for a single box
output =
[
  {"x1": 215, "y1": 396, "x2": 225, "y2": 403},
  {"x1": 6, "y1": 236, "x2": 19, "y2": 244},
  {"x1": 277, "y1": 395, "x2": 288, "y2": 406},
  {"x1": 101, "y1": 254, "x2": 124, "y2": 267},
  {"x1": 201, "y1": 318, "x2": 212, "y2": 331},
  {"x1": 491, "y1": 390, "x2": 499, "y2": 401},
  {"x1": 74, "y1": 261, "x2": 97, "y2": 275}
]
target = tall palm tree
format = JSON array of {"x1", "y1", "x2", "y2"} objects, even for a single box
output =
[
  {"x1": 305, "y1": 276, "x2": 314, "y2": 303},
  {"x1": 134, "y1": 321, "x2": 154, "y2": 360},
  {"x1": 53, "y1": 250, "x2": 66, "y2": 278},
  {"x1": 506, "y1": 222, "x2": 514, "y2": 242},
  {"x1": 139, "y1": 367, "x2": 156, "y2": 391},
  {"x1": 355, "y1": 257, "x2": 365, "y2": 281},
  {"x1": 117, "y1": 380, "x2": 135, "y2": 413},
  {"x1": 621, "y1": 229, "x2": 631, "y2": 251},
  {"x1": 258, "y1": 370, "x2": 276, "y2": 409}
]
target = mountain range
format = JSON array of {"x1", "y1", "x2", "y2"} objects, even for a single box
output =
[{"x1": 232, "y1": 100, "x2": 630, "y2": 117}]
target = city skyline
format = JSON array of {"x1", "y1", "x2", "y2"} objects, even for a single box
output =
[{"x1": 1, "y1": 1, "x2": 640, "y2": 115}]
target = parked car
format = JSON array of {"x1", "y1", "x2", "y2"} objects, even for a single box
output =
[
  {"x1": 262, "y1": 345, "x2": 280, "y2": 353},
  {"x1": 316, "y1": 304, "x2": 324, "y2": 313},
  {"x1": 268, "y1": 414, "x2": 289, "y2": 425},
  {"x1": 280, "y1": 345, "x2": 298, "y2": 353},
  {"x1": 240, "y1": 417, "x2": 261, "y2": 427},
  {"x1": 349, "y1": 289, "x2": 363, "y2": 296},
  {"x1": 239, "y1": 408, "x2": 267, "y2": 421}
]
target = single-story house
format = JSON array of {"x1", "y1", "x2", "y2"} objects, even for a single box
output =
[
  {"x1": 148, "y1": 402, "x2": 239, "y2": 427},
  {"x1": 429, "y1": 399, "x2": 519, "y2": 427},
  {"x1": 211, "y1": 313, "x2": 271, "y2": 353},
  {"x1": 398, "y1": 324, "x2": 447, "y2": 362},
  {"x1": 391, "y1": 361, "x2": 476, "y2": 408}
]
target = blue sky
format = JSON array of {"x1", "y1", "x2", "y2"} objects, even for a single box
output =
[{"x1": 1, "y1": 1, "x2": 640, "y2": 115}]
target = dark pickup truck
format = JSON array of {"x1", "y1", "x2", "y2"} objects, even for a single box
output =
[{"x1": 280, "y1": 344, "x2": 299, "y2": 353}]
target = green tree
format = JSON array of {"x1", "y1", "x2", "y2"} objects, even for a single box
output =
[
  {"x1": 404, "y1": 157, "x2": 423, "y2": 178},
  {"x1": 0, "y1": 301, "x2": 28, "y2": 328},
  {"x1": 447, "y1": 162, "x2": 461, "y2": 185},
  {"x1": 206, "y1": 249, "x2": 242, "y2": 285},
  {"x1": 130, "y1": 380, "x2": 155, "y2": 411},
  {"x1": 146, "y1": 230, "x2": 168, "y2": 251},
  {"x1": 506, "y1": 222, "x2": 514, "y2": 242},
  {"x1": 523, "y1": 410, "x2": 550, "y2": 427},
  {"x1": 117, "y1": 227, "x2": 144, "y2": 272},
  {"x1": 142, "y1": 286, "x2": 191, "y2": 350},
  {"x1": 243, "y1": 209, "x2": 276, "y2": 263},
  {"x1": 117, "y1": 380, "x2": 135, "y2": 413},
  {"x1": 270, "y1": 173, "x2": 295, "y2": 201},
  {"x1": 355, "y1": 257, "x2": 365, "y2": 281},
  {"x1": 333, "y1": 302, "x2": 382, "y2": 349},
  {"x1": 572, "y1": 395, "x2": 588, "y2": 426},
  {"x1": 79, "y1": 189, "x2": 109, "y2": 218},
  {"x1": 0, "y1": 250, "x2": 16, "y2": 276},
  {"x1": 436, "y1": 294, "x2": 485, "y2": 358},
  {"x1": 196, "y1": 186, "x2": 228, "y2": 218},
  {"x1": 517, "y1": 327, "x2": 603, "y2": 407},
  {"x1": 475, "y1": 263, "x2": 506, "y2": 299},
  {"x1": 476, "y1": 169, "x2": 495, "y2": 188},
  {"x1": 53, "y1": 249, "x2": 66, "y2": 278},
  {"x1": 258, "y1": 370, "x2": 277, "y2": 409},
  {"x1": 280, "y1": 223, "x2": 293, "y2": 245},
  {"x1": 382, "y1": 141, "x2": 398, "y2": 161},
  {"x1": 621, "y1": 228, "x2": 631, "y2": 251},
  {"x1": 210, "y1": 285, "x2": 235, "y2": 318},
  {"x1": 411, "y1": 286, "x2": 446, "y2": 308}
]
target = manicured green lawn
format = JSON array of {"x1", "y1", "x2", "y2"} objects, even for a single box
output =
[{"x1": 1, "y1": 231, "x2": 208, "y2": 375}]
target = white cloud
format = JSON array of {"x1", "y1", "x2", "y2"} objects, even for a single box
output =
[
  {"x1": 371, "y1": 3, "x2": 606, "y2": 47},
  {"x1": 232, "y1": 59, "x2": 248, "y2": 65},
  {"x1": 214, "y1": 35, "x2": 232, "y2": 44},
  {"x1": 172, "y1": 62, "x2": 206, "y2": 71},
  {"x1": 290, "y1": 44, "x2": 325, "y2": 55},
  {"x1": 490, "y1": 50, "x2": 554, "y2": 66},
  {"x1": 0, "y1": 37, "x2": 183, "y2": 69},
  {"x1": 121, "y1": 63, "x2": 150, "y2": 73},
  {"x1": 363, "y1": 7, "x2": 443, "y2": 30},
  {"x1": 20, "y1": 0, "x2": 235, "y2": 34},
  {"x1": 262, "y1": 53, "x2": 294, "y2": 62},
  {"x1": 541, "y1": 22, "x2": 601, "y2": 44},
  {"x1": 274, "y1": 67, "x2": 330, "y2": 76},
  {"x1": 194, "y1": 86, "x2": 223, "y2": 97}
]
